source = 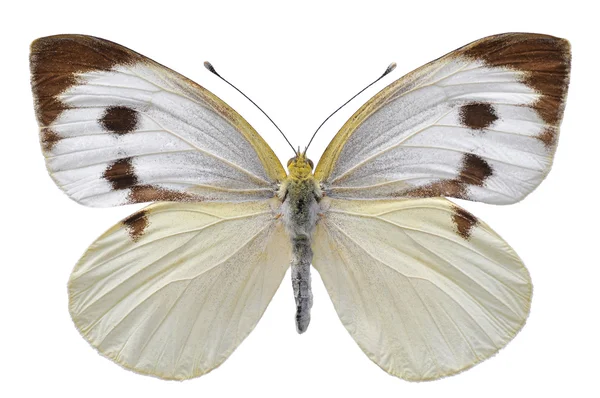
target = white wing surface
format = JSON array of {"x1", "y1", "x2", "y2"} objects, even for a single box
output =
[
  {"x1": 30, "y1": 35, "x2": 286, "y2": 207},
  {"x1": 69, "y1": 199, "x2": 290, "y2": 380},
  {"x1": 315, "y1": 33, "x2": 570, "y2": 204},
  {"x1": 312, "y1": 197, "x2": 531, "y2": 381}
]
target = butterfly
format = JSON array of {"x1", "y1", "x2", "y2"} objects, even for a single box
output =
[{"x1": 30, "y1": 33, "x2": 570, "y2": 381}]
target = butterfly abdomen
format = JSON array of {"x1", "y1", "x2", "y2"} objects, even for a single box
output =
[{"x1": 281, "y1": 176, "x2": 321, "y2": 333}]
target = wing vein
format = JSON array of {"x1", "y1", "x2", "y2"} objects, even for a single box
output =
[
  {"x1": 74, "y1": 211, "x2": 269, "y2": 281},
  {"x1": 402, "y1": 229, "x2": 521, "y2": 327},
  {"x1": 331, "y1": 108, "x2": 455, "y2": 183},
  {"x1": 327, "y1": 208, "x2": 529, "y2": 285},
  {"x1": 325, "y1": 219, "x2": 500, "y2": 348}
]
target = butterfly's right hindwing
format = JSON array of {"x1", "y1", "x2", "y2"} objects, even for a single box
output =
[
  {"x1": 30, "y1": 35, "x2": 286, "y2": 207},
  {"x1": 69, "y1": 199, "x2": 290, "y2": 380},
  {"x1": 313, "y1": 197, "x2": 531, "y2": 381}
]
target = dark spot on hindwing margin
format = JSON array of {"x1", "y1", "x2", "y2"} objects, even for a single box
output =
[
  {"x1": 99, "y1": 106, "x2": 139, "y2": 135},
  {"x1": 451, "y1": 205, "x2": 478, "y2": 240},
  {"x1": 103, "y1": 157, "x2": 138, "y2": 190},
  {"x1": 123, "y1": 210, "x2": 149, "y2": 242},
  {"x1": 459, "y1": 102, "x2": 498, "y2": 130}
]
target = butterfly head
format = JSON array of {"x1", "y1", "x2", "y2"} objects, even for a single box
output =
[{"x1": 287, "y1": 149, "x2": 314, "y2": 179}]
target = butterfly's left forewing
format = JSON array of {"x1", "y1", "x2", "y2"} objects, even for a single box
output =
[
  {"x1": 30, "y1": 35, "x2": 286, "y2": 207},
  {"x1": 69, "y1": 199, "x2": 291, "y2": 380}
]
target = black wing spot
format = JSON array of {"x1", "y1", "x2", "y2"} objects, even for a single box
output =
[
  {"x1": 458, "y1": 153, "x2": 493, "y2": 186},
  {"x1": 459, "y1": 102, "x2": 498, "y2": 130},
  {"x1": 103, "y1": 157, "x2": 138, "y2": 190},
  {"x1": 100, "y1": 106, "x2": 139, "y2": 135}
]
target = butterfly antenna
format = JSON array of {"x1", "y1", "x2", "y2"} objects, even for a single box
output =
[
  {"x1": 304, "y1": 62, "x2": 397, "y2": 153},
  {"x1": 204, "y1": 61, "x2": 296, "y2": 154}
]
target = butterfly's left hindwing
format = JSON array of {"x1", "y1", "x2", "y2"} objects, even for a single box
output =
[
  {"x1": 316, "y1": 33, "x2": 570, "y2": 204},
  {"x1": 313, "y1": 197, "x2": 531, "y2": 381},
  {"x1": 30, "y1": 35, "x2": 286, "y2": 207},
  {"x1": 69, "y1": 199, "x2": 290, "y2": 380}
]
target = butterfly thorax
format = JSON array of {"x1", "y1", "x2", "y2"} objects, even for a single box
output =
[
  {"x1": 280, "y1": 154, "x2": 322, "y2": 333},
  {"x1": 280, "y1": 154, "x2": 321, "y2": 234}
]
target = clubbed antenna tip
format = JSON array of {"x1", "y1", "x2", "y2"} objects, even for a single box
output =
[
  {"x1": 204, "y1": 61, "x2": 220, "y2": 77},
  {"x1": 204, "y1": 61, "x2": 296, "y2": 154},
  {"x1": 382, "y1": 62, "x2": 397, "y2": 77}
]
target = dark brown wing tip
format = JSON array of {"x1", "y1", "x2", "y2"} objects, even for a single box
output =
[
  {"x1": 462, "y1": 32, "x2": 570, "y2": 50},
  {"x1": 29, "y1": 34, "x2": 140, "y2": 139},
  {"x1": 460, "y1": 32, "x2": 572, "y2": 80},
  {"x1": 459, "y1": 32, "x2": 571, "y2": 148}
]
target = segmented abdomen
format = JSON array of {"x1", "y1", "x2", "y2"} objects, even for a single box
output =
[
  {"x1": 281, "y1": 178, "x2": 320, "y2": 333},
  {"x1": 291, "y1": 237, "x2": 313, "y2": 333}
]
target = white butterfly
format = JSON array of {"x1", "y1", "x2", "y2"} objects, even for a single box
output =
[{"x1": 30, "y1": 33, "x2": 570, "y2": 381}]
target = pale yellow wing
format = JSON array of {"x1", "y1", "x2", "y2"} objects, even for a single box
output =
[
  {"x1": 69, "y1": 198, "x2": 290, "y2": 380},
  {"x1": 313, "y1": 197, "x2": 531, "y2": 381},
  {"x1": 30, "y1": 35, "x2": 286, "y2": 206},
  {"x1": 315, "y1": 33, "x2": 570, "y2": 204}
]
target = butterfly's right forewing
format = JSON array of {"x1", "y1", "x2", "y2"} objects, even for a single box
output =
[{"x1": 315, "y1": 33, "x2": 570, "y2": 204}]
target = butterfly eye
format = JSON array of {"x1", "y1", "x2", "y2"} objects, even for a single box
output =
[
  {"x1": 307, "y1": 159, "x2": 314, "y2": 169},
  {"x1": 287, "y1": 157, "x2": 295, "y2": 167}
]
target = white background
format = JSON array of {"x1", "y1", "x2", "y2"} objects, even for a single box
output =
[{"x1": 2, "y1": 1, "x2": 598, "y2": 397}]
